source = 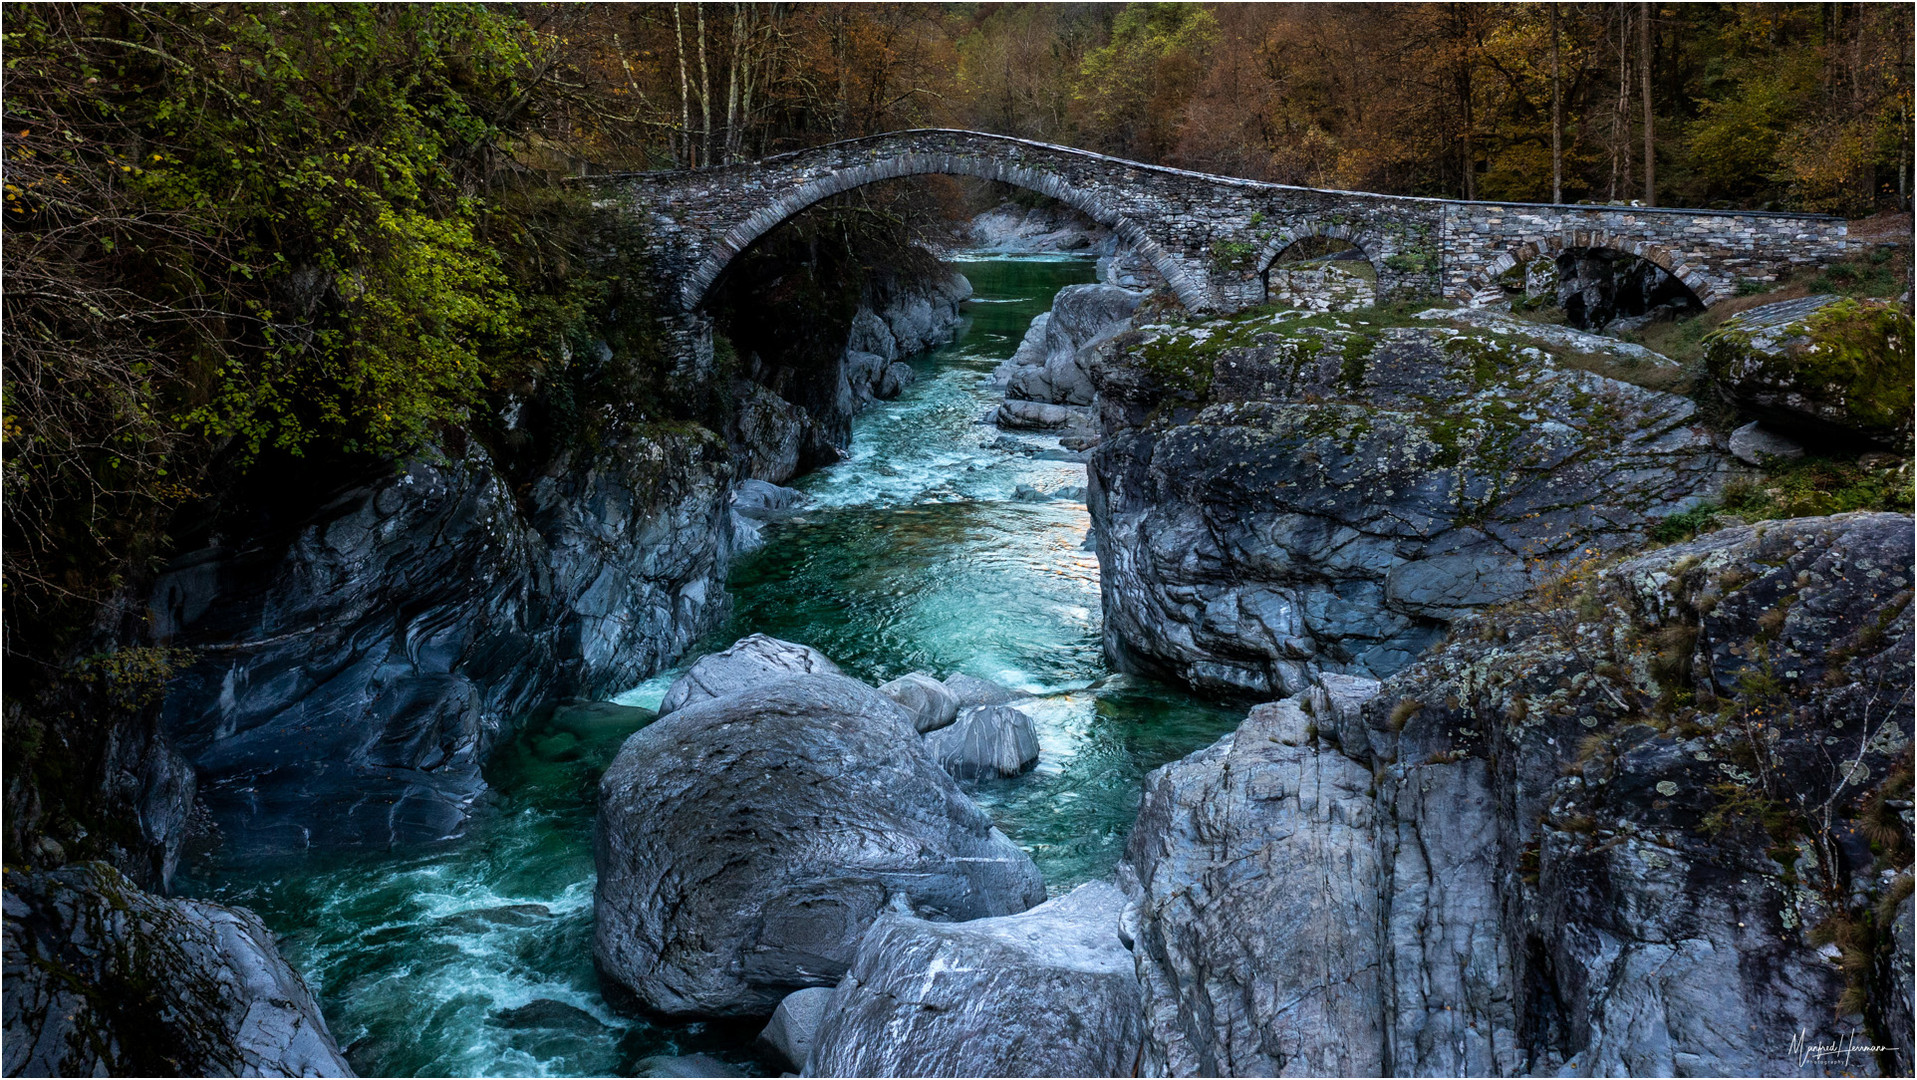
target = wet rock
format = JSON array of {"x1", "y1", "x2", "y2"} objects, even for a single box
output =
[
  {"x1": 805, "y1": 882, "x2": 1143, "y2": 1078},
  {"x1": 595, "y1": 674, "x2": 1046, "y2": 1016},
  {"x1": 941, "y1": 673, "x2": 1024, "y2": 710},
  {"x1": 1091, "y1": 315, "x2": 1734, "y2": 696},
  {"x1": 758, "y1": 986, "x2": 834, "y2": 1070},
  {"x1": 922, "y1": 704, "x2": 1040, "y2": 780},
  {"x1": 730, "y1": 480, "x2": 807, "y2": 554},
  {"x1": 1706, "y1": 295, "x2": 1912, "y2": 451},
  {"x1": 634, "y1": 1053, "x2": 746, "y2": 1078},
  {"x1": 996, "y1": 399, "x2": 1096, "y2": 433},
  {"x1": 2, "y1": 861, "x2": 353, "y2": 1077},
  {"x1": 656, "y1": 635, "x2": 842, "y2": 718},
  {"x1": 491, "y1": 999, "x2": 610, "y2": 1032},
  {"x1": 876, "y1": 672, "x2": 960, "y2": 734},
  {"x1": 151, "y1": 431, "x2": 732, "y2": 853},
  {"x1": 1728, "y1": 419, "x2": 1806, "y2": 464}
]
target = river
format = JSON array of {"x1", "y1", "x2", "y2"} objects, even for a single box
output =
[{"x1": 178, "y1": 255, "x2": 1244, "y2": 1078}]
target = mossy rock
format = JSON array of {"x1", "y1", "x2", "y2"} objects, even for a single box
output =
[{"x1": 1705, "y1": 296, "x2": 1914, "y2": 452}]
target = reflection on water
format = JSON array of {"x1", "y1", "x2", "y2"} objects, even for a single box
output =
[{"x1": 178, "y1": 255, "x2": 1244, "y2": 1077}]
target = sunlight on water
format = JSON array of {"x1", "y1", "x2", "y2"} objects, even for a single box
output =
[{"x1": 180, "y1": 255, "x2": 1245, "y2": 1078}]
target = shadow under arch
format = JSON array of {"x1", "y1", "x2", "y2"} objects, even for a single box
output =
[
  {"x1": 677, "y1": 154, "x2": 1210, "y2": 313},
  {"x1": 1463, "y1": 234, "x2": 1723, "y2": 308}
]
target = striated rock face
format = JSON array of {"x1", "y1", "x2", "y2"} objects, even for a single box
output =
[
  {"x1": 1705, "y1": 295, "x2": 1914, "y2": 452},
  {"x1": 1090, "y1": 310, "x2": 1735, "y2": 697},
  {"x1": 1123, "y1": 511, "x2": 1913, "y2": 1077},
  {"x1": 805, "y1": 882, "x2": 1144, "y2": 1078},
  {"x1": 997, "y1": 283, "x2": 1142, "y2": 407},
  {"x1": 150, "y1": 430, "x2": 733, "y2": 854},
  {"x1": 594, "y1": 673, "x2": 1046, "y2": 1017},
  {"x1": 922, "y1": 704, "x2": 1041, "y2": 780},
  {"x1": 3, "y1": 861, "x2": 353, "y2": 1078}
]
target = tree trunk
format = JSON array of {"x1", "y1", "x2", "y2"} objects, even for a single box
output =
[
  {"x1": 1639, "y1": 1, "x2": 1655, "y2": 205},
  {"x1": 697, "y1": 2, "x2": 712, "y2": 169},
  {"x1": 1551, "y1": 2, "x2": 1563, "y2": 203},
  {"x1": 725, "y1": 2, "x2": 743, "y2": 165},
  {"x1": 674, "y1": 3, "x2": 692, "y2": 167}
]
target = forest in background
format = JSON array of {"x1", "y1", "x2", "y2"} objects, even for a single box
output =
[
  {"x1": 546, "y1": 2, "x2": 1913, "y2": 213},
  {"x1": 2, "y1": 1, "x2": 1911, "y2": 682}
]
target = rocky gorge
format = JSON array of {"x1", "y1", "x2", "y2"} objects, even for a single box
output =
[{"x1": 6, "y1": 202, "x2": 1912, "y2": 1078}]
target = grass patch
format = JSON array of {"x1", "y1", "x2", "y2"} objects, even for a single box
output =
[{"x1": 1652, "y1": 455, "x2": 1915, "y2": 542}]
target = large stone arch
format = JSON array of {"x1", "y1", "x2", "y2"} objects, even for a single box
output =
[
  {"x1": 1462, "y1": 234, "x2": 1724, "y2": 307},
  {"x1": 677, "y1": 152, "x2": 1210, "y2": 312}
]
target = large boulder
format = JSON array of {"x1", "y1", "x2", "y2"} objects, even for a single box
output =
[
  {"x1": 3, "y1": 861, "x2": 353, "y2": 1077},
  {"x1": 594, "y1": 673, "x2": 1047, "y2": 1016},
  {"x1": 1705, "y1": 295, "x2": 1914, "y2": 451},
  {"x1": 656, "y1": 634, "x2": 842, "y2": 718},
  {"x1": 1091, "y1": 310, "x2": 1736, "y2": 696},
  {"x1": 1122, "y1": 511, "x2": 1912, "y2": 1076},
  {"x1": 922, "y1": 705, "x2": 1040, "y2": 780},
  {"x1": 998, "y1": 284, "x2": 1142, "y2": 406},
  {"x1": 805, "y1": 882, "x2": 1143, "y2": 1078}
]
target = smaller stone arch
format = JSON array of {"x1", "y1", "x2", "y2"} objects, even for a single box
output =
[
  {"x1": 1464, "y1": 234, "x2": 1725, "y2": 309},
  {"x1": 1250, "y1": 221, "x2": 1389, "y2": 311}
]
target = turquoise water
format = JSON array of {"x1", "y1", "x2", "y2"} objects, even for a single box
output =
[{"x1": 178, "y1": 256, "x2": 1244, "y2": 1078}]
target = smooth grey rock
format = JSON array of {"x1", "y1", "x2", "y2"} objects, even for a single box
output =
[
  {"x1": 758, "y1": 986, "x2": 834, "y2": 1070},
  {"x1": 2, "y1": 861, "x2": 354, "y2": 1078},
  {"x1": 921, "y1": 704, "x2": 1039, "y2": 780},
  {"x1": 634, "y1": 1053, "x2": 746, "y2": 1078},
  {"x1": 1728, "y1": 420, "x2": 1806, "y2": 464},
  {"x1": 805, "y1": 882, "x2": 1143, "y2": 1078},
  {"x1": 1416, "y1": 307, "x2": 1677, "y2": 369},
  {"x1": 656, "y1": 635, "x2": 842, "y2": 718},
  {"x1": 999, "y1": 284, "x2": 1142, "y2": 406},
  {"x1": 969, "y1": 202, "x2": 1114, "y2": 255},
  {"x1": 942, "y1": 673, "x2": 1024, "y2": 710},
  {"x1": 595, "y1": 674, "x2": 1047, "y2": 1016},
  {"x1": 876, "y1": 672, "x2": 960, "y2": 734},
  {"x1": 996, "y1": 399, "x2": 1095, "y2": 432}
]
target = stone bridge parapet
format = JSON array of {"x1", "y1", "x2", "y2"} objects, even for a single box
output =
[{"x1": 590, "y1": 129, "x2": 1849, "y2": 318}]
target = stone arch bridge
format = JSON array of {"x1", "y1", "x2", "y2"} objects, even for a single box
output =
[{"x1": 590, "y1": 128, "x2": 1848, "y2": 358}]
